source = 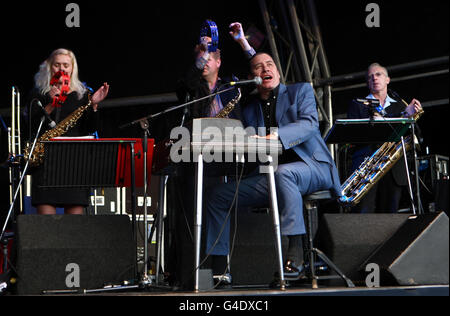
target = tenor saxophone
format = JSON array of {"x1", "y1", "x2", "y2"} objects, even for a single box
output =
[
  {"x1": 339, "y1": 107, "x2": 424, "y2": 206},
  {"x1": 23, "y1": 99, "x2": 93, "y2": 167}
]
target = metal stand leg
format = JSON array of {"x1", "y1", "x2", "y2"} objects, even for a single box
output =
[
  {"x1": 411, "y1": 124, "x2": 423, "y2": 214},
  {"x1": 141, "y1": 129, "x2": 151, "y2": 286},
  {"x1": 266, "y1": 157, "x2": 285, "y2": 290},
  {"x1": 306, "y1": 202, "x2": 318, "y2": 289},
  {"x1": 305, "y1": 201, "x2": 355, "y2": 289},
  {"x1": 129, "y1": 143, "x2": 138, "y2": 278},
  {"x1": 155, "y1": 174, "x2": 168, "y2": 285},
  {"x1": 194, "y1": 154, "x2": 204, "y2": 292},
  {"x1": 401, "y1": 136, "x2": 417, "y2": 215}
]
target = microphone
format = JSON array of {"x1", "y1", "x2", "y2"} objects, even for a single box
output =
[
  {"x1": 355, "y1": 98, "x2": 380, "y2": 106},
  {"x1": 229, "y1": 76, "x2": 262, "y2": 86},
  {"x1": 355, "y1": 98, "x2": 386, "y2": 116},
  {"x1": 388, "y1": 89, "x2": 401, "y2": 100},
  {"x1": 35, "y1": 100, "x2": 56, "y2": 128}
]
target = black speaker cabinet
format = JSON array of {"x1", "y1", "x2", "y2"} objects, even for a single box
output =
[
  {"x1": 230, "y1": 209, "x2": 288, "y2": 286},
  {"x1": 16, "y1": 215, "x2": 135, "y2": 295},
  {"x1": 318, "y1": 213, "x2": 411, "y2": 285},
  {"x1": 361, "y1": 212, "x2": 449, "y2": 286}
]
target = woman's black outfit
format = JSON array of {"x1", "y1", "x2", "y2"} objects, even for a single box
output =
[{"x1": 27, "y1": 89, "x2": 99, "y2": 207}]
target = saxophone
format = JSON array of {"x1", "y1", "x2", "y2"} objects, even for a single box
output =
[
  {"x1": 339, "y1": 107, "x2": 424, "y2": 206},
  {"x1": 23, "y1": 99, "x2": 93, "y2": 167},
  {"x1": 215, "y1": 88, "x2": 241, "y2": 118}
]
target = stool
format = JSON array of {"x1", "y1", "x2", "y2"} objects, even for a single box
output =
[{"x1": 303, "y1": 191, "x2": 355, "y2": 289}]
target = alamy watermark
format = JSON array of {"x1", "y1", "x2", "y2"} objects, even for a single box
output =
[
  {"x1": 65, "y1": 3, "x2": 80, "y2": 28},
  {"x1": 65, "y1": 263, "x2": 80, "y2": 288},
  {"x1": 365, "y1": 3, "x2": 381, "y2": 28},
  {"x1": 365, "y1": 263, "x2": 380, "y2": 288},
  {"x1": 169, "y1": 123, "x2": 280, "y2": 174}
]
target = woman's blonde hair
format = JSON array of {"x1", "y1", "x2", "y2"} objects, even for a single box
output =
[{"x1": 34, "y1": 48, "x2": 86, "y2": 99}]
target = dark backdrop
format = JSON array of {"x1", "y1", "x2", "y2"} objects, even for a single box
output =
[{"x1": 1, "y1": 1, "x2": 448, "y2": 218}]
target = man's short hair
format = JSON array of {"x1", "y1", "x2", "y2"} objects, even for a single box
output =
[
  {"x1": 249, "y1": 51, "x2": 273, "y2": 64},
  {"x1": 248, "y1": 51, "x2": 277, "y2": 72},
  {"x1": 211, "y1": 49, "x2": 221, "y2": 61},
  {"x1": 367, "y1": 62, "x2": 389, "y2": 77},
  {"x1": 194, "y1": 45, "x2": 221, "y2": 61}
]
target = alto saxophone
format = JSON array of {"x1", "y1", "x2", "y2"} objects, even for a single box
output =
[
  {"x1": 339, "y1": 107, "x2": 424, "y2": 206},
  {"x1": 23, "y1": 99, "x2": 93, "y2": 167},
  {"x1": 215, "y1": 88, "x2": 241, "y2": 118}
]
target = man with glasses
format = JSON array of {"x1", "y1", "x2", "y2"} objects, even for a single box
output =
[{"x1": 347, "y1": 63, "x2": 422, "y2": 213}]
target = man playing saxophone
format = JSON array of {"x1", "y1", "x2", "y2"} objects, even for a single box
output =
[
  {"x1": 347, "y1": 63, "x2": 423, "y2": 213},
  {"x1": 26, "y1": 48, "x2": 109, "y2": 215}
]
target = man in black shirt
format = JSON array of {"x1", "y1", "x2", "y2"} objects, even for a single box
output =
[{"x1": 204, "y1": 52, "x2": 342, "y2": 282}]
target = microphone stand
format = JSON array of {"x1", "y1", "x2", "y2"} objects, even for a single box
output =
[
  {"x1": 410, "y1": 122, "x2": 423, "y2": 214},
  {"x1": 119, "y1": 86, "x2": 236, "y2": 130},
  {"x1": 376, "y1": 114, "x2": 418, "y2": 214},
  {"x1": 400, "y1": 135, "x2": 417, "y2": 215},
  {"x1": 137, "y1": 118, "x2": 152, "y2": 287},
  {"x1": 118, "y1": 86, "x2": 238, "y2": 291}
]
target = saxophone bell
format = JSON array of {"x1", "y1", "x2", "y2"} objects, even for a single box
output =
[
  {"x1": 215, "y1": 88, "x2": 242, "y2": 118},
  {"x1": 23, "y1": 100, "x2": 93, "y2": 167}
]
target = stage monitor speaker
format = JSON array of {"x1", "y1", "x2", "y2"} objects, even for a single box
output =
[
  {"x1": 361, "y1": 212, "x2": 449, "y2": 286},
  {"x1": 318, "y1": 213, "x2": 411, "y2": 285},
  {"x1": 16, "y1": 215, "x2": 135, "y2": 295}
]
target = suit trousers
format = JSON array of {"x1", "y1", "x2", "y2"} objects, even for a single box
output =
[{"x1": 205, "y1": 160, "x2": 334, "y2": 256}]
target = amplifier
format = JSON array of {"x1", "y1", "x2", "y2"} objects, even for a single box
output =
[
  {"x1": 419, "y1": 155, "x2": 449, "y2": 184},
  {"x1": 418, "y1": 155, "x2": 449, "y2": 213}
]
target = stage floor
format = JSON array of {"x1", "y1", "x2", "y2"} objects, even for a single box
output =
[{"x1": 60, "y1": 284, "x2": 448, "y2": 297}]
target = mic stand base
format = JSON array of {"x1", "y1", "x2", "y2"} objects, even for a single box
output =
[{"x1": 139, "y1": 274, "x2": 153, "y2": 288}]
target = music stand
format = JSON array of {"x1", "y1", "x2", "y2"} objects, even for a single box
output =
[
  {"x1": 324, "y1": 118, "x2": 415, "y2": 144},
  {"x1": 40, "y1": 139, "x2": 142, "y2": 283},
  {"x1": 325, "y1": 118, "x2": 419, "y2": 214}
]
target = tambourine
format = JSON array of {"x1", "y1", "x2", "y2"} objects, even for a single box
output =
[
  {"x1": 50, "y1": 70, "x2": 71, "y2": 107},
  {"x1": 200, "y1": 20, "x2": 219, "y2": 52}
]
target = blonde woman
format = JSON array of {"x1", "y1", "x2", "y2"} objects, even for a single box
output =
[{"x1": 28, "y1": 48, "x2": 109, "y2": 215}]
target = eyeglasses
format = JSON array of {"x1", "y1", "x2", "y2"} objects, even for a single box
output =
[{"x1": 368, "y1": 72, "x2": 387, "y2": 80}]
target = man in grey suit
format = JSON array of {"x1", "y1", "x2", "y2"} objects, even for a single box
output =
[{"x1": 204, "y1": 52, "x2": 341, "y2": 283}]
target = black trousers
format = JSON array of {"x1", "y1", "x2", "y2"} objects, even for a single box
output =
[{"x1": 352, "y1": 171, "x2": 403, "y2": 213}]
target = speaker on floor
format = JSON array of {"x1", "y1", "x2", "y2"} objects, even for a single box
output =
[
  {"x1": 317, "y1": 213, "x2": 411, "y2": 285},
  {"x1": 361, "y1": 212, "x2": 449, "y2": 286},
  {"x1": 230, "y1": 209, "x2": 288, "y2": 286},
  {"x1": 15, "y1": 215, "x2": 135, "y2": 295}
]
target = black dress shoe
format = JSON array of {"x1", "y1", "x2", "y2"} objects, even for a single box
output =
[
  {"x1": 213, "y1": 273, "x2": 232, "y2": 289},
  {"x1": 284, "y1": 260, "x2": 306, "y2": 280}
]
